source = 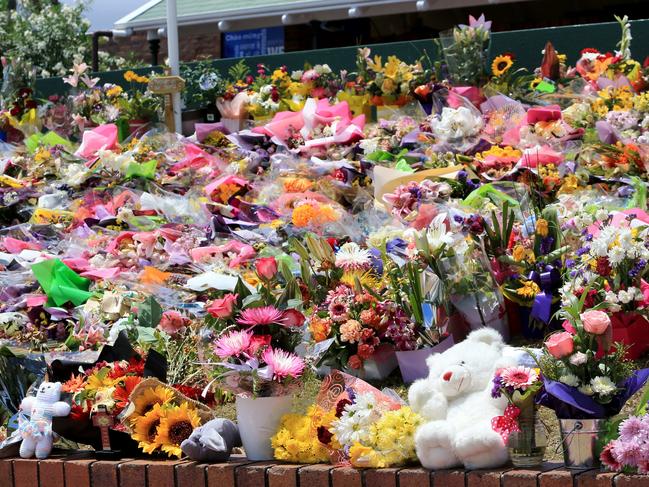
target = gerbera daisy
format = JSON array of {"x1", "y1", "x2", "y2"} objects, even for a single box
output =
[
  {"x1": 237, "y1": 305, "x2": 284, "y2": 326},
  {"x1": 491, "y1": 54, "x2": 513, "y2": 77},
  {"x1": 113, "y1": 375, "x2": 143, "y2": 410},
  {"x1": 156, "y1": 403, "x2": 202, "y2": 458},
  {"x1": 130, "y1": 385, "x2": 174, "y2": 420},
  {"x1": 132, "y1": 404, "x2": 164, "y2": 454},
  {"x1": 212, "y1": 329, "x2": 253, "y2": 358},
  {"x1": 262, "y1": 348, "x2": 305, "y2": 381},
  {"x1": 335, "y1": 243, "x2": 372, "y2": 272},
  {"x1": 500, "y1": 366, "x2": 539, "y2": 390}
]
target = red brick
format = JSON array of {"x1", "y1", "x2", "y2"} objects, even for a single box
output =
[
  {"x1": 299, "y1": 464, "x2": 333, "y2": 487},
  {"x1": 119, "y1": 460, "x2": 150, "y2": 487},
  {"x1": 91, "y1": 460, "x2": 126, "y2": 487},
  {"x1": 467, "y1": 468, "x2": 513, "y2": 487},
  {"x1": 12, "y1": 459, "x2": 39, "y2": 487},
  {"x1": 176, "y1": 461, "x2": 207, "y2": 487},
  {"x1": 501, "y1": 463, "x2": 564, "y2": 487},
  {"x1": 575, "y1": 470, "x2": 618, "y2": 487},
  {"x1": 539, "y1": 468, "x2": 591, "y2": 487},
  {"x1": 206, "y1": 457, "x2": 252, "y2": 486},
  {"x1": 398, "y1": 468, "x2": 431, "y2": 487},
  {"x1": 39, "y1": 458, "x2": 65, "y2": 487},
  {"x1": 432, "y1": 469, "x2": 466, "y2": 487},
  {"x1": 147, "y1": 459, "x2": 188, "y2": 487},
  {"x1": 364, "y1": 468, "x2": 399, "y2": 487},
  {"x1": 235, "y1": 462, "x2": 275, "y2": 487},
  {"x1": 267, "y1": 464, "x2": 300, "y2": 487},
  {"x1": 0, "y1": 459, "x2": 14, "y2": 487},
  {"x1": 616, "y1": 474, "x2": 649, "y2": 486},
  {"x1": 332, "y1": 467, "x2": 362, "y2": 487},
  {"x1": 64, "y1": 458, "x2": 95, "y2": 487}
]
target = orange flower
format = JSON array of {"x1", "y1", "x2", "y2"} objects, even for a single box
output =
[
  {"x1": 309, "y1": 316, "x2": 332, "y2": 342},
  {"x1": 283, "y1": 177, "x2": 313, "y2": 193},
  {"x1": 140, "y1": 266, "x2": 171, "y2": 285},
  {"x1": 114, "y1": 376, "x2": 143, "y2": 409},
  {"x1": 62, "y1": 374, "x2": 85, "y2": 393},
  {"x1": 218, "y1": 183, "x2": 241, "y2": 203}
]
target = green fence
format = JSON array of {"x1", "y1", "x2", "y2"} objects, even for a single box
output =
[{"x1": 34, "y1": 18, "x2": 649, "y2": 103}]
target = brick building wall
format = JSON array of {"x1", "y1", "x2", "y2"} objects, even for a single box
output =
[{"x1": 101, "y1": 24, "x2": 221, "y2": 67}]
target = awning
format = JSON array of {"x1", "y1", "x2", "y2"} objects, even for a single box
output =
[{"x1": 114, "y1": 0, "x2": 528, "y2": 32}]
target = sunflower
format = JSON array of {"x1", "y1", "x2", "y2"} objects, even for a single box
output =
[
  {"x1": 130, "y1": 386, "x2": 174, "y2": 420},
  {"x1": 491, "y1": 55, "x2": 513, "y2": 77},
  {"x1": 529, "y1": 77, "x2": 542, "y2": 90},
  {"x1": 132, "y1": 404, "x2": 164, "y2": 454},
  {"x1": 156, "y1": 403, "x2": 201, "y2": 458}
]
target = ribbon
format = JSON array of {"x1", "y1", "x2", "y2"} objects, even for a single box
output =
[
  {"x1": 491, "y1": 404, "x2": 521, "y2": 443},
  {"x1": 529, "y1": 265, "x2": 560, "y2": 324}
]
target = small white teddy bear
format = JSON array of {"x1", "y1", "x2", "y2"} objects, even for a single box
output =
[
  {"x1": 19, "y1": 382, "x2": 71, "y2": 459},
  {"x1": 408, "y1": 328, "x2": 517, "y2": 470}
]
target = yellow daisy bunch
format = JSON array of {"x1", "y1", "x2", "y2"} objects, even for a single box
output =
[
  {"x1": 349, "y1": 407, "x2": 422, "y2": 468},
  {"x1": 272, "y1": 405, "x2": 333, "y2": 463}
]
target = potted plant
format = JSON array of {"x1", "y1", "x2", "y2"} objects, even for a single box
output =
[
  {"x1": 535, "y1": 294, "x2": 649, "y2": 469},
  {"x1": 206, "y1": 256, "x2": 306, "y2": 460}
]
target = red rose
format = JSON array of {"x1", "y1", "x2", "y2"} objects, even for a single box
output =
[
  {"x1": 255, "y1": 257, "x2": 277, "y2": 280},
  {"x1": 207, "y1": 293, "x2": 238, "y2": 318},
  {"x1": 357, "y1": 343, "x2": 374, "y2": 359},
  {"x1": 281, "y1": 309, "x2": 305, "y2": 327},
  {"x1": 347, "y1": 354, "x2": 363, "y2": 370},
  {"x1": 248, "y1": 334, "x2": 272, "y2": 355}
]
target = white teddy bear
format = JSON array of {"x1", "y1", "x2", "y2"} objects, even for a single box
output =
[
  {"x1": 19, "y1": 382, "x2": 71, "y2": 459},
  {"x1": 408, "y1": 328, "x2": 517, "y2": 470}
]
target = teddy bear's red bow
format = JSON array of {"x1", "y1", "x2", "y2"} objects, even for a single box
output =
[{"x1": 491, "y1": 404, "x2": 521, "y2": 443}]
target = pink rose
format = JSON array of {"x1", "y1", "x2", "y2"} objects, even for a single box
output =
[
  {"x1": 158, "y1": 310, "x2": 189, "y2": 336},
  {"x1": 580, "y1": 310, "x2": 611, "y2": 335},
  {"x1": 207, "y1": 293, "x2": 238, "y2": 319},
  {"x1": 281, "y1": 309, "x2": 306, "y2": 327},
  {"x1": 544, "y1": 332, "x2": 574, "y2": 358},
  {"x1": 255, "y1": 257, "x2": 278, "y2": 280}
]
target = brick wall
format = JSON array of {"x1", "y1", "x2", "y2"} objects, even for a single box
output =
[
  {"x1": 100, "y1": 25, "x2": 221, "y2": 66},
  {"x1": 3, "y1": 455, "x2": 649, "y2": 487}
]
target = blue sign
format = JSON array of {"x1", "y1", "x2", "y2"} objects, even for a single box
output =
[{"x1": 223, "y1": 27, "x2": 285, "y2": 58}]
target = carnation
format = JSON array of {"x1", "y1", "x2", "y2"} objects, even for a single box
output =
[
  {"x1": 569, "y1": 352, "x2": 588, "y2": 366},
  {"x1": 590, "y1": 376, "x2": 617, "y2": 396},
  {"x1": 559, "y1": 373, "x2": 580, "y2": 387}
]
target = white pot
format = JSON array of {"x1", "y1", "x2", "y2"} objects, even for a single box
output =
[{"x1": 235, "y1": 395, "x2": 293, "y2": 461}]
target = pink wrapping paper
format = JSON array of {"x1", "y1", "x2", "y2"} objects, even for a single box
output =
[{"x1": 75, "y1": 124, "x2": 118, "y2": 160}]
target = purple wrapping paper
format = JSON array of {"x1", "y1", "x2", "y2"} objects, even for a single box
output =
[{"x1": 536, "y1": 368, "x2": 649, "y2": 419}]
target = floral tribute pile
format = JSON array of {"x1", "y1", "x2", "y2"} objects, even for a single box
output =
[{"x1": 2, "y1": 13, "x2": 649, "y2": 471}]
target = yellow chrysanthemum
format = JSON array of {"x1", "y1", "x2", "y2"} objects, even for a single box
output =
[
  {"x1": 340, "y1": 270, "x2": 380, "y2": 290},
  {"x1": 156, "y1": 403, "x2": 201, "y2": 458},
  {"x1": 131, "y1": 386, "x2": 174, "y2": 420},
  {"x1": 106, "y1": 85, "x2": 123, "y2": 97},
  {"x1": 517, "y1": 280, "x2": 541, "y2": 299},
  {"x1": 491, "y1": 55, "x2": 513, "y2": 77},
  {"x1": 535, "y1": 218, "x2": 549, "y2": 237},
  {"x1": 132, "y1": 404, "x2": 164, "y2": 454}
]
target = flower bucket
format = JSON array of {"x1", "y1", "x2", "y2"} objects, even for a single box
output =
[
  {"x1": 348, "y1": 344, "x2": 398, "y2": 380},
  {"x1": 559, "y1": 419, "x2": 606, "y2": 469},
  {"x1": 451, "y1": 292, "x2": 509, "y2": 341},
  {"x1": 220, "y1": 117, "x2": 247, "y2": 134},
  {"x1": 395, "y1": 336, "x2": 455, "y2": 384},
  {"x1": 235, "y1": 395, "x2": 293, "y2": 461}
]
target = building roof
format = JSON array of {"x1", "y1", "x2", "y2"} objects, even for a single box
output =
[{"x1": 114, "y1": 0, "x2": 520, "y2": 32}]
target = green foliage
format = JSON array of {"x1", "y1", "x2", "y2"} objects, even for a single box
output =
[{"x1": 0, "y1": 0, "x2": 91, "y2": 78}]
